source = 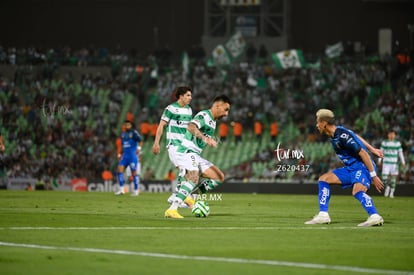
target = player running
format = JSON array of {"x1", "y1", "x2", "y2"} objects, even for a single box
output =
[{"x1": 152, "y1": 86, "x2": 194, "y2": 207}]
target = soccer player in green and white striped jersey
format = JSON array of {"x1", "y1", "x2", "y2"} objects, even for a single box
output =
[
  {"x1": 379, "y1": 130, "x2": 406, "y2": 198},
  {"x1": 152, "y1": 86, "x2": 193, "y2": 205},
  {"x1": 165, "y1": 95, "x2": 231, "y2": 219}
]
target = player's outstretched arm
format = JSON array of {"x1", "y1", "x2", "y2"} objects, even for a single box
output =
[
  {"x1": 356, "y1": 134, "x2": 384, "y2": 158},
  {"x1": 358, "y1": 148, "x2": 384, "y2": 193}
]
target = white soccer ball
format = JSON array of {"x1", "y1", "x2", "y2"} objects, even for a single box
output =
[{"x1": 191, "y1": 201, "x2": 210, "y2": 218}]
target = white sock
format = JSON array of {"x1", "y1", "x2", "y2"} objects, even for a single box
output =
[
  {"x1": 384, "y1": 186, "x2": 390, "y2": 197},
  {"x1": 168, "y1": 199, "x2": 181, "y2": 211}
]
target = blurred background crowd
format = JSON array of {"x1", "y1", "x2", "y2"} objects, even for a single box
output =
[{"x1": 0, "y1": 44, "x2": 413, "y2": 184}]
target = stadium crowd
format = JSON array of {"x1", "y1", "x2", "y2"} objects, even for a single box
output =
[{"x1": 0, "y1": 44, "x2": 413, "y2": 184}]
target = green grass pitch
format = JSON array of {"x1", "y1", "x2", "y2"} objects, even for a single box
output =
[{"x1": 0, "y1": 190, "x2": 413, "y2": 275}]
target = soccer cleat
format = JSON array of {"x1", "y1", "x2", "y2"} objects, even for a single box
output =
[
  {"x1": 131, "y1": 191, "x2": 139, "y2": 197},
  {"x1": 164, "y1": 209, "x2": 184, "y2": 219},
  {"x1": 305, "y1": 212, "x2": 331, "y2": 225},
  {"x1": 184, "y1": 196, "x2": 195, "y2": 209},
  {"x1": 357, "y1": 214, "x2": 384, "y2": 227},
  {"x1": 115, "y1": 190, "x2": 125, "y2": 195}
]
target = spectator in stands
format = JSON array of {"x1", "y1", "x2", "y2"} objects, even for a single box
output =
[
  {"x1": 270, "y1": 120, "x2": 279, "y2": 143},
  {"x1": 25, "y1": 183, "x2": 33, "y2": 191},
  {"x1": 140, "y1": 120, "x2": 151, "y2": 141},
  {"x1": 165, "y1": 169, "x2": 176, "y2": 182},
  {"x1": 126, "y1": 111, "x2": 134, "y2": 122},
  {"x1": 233, "y1": 121, "x2": 243, "y2": 145},
  {"x1": 101, "y1": 166, "x2": 114, "y2": 187},
  {"x1": 254, "y1": 120, "x2": 263, "y2": 144},
  {"x1": 219, "y1": 121, "x2": 229, "y2": 142}
]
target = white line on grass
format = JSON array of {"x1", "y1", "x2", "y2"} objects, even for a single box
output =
[
  {"x1": 0, "y1": 226, "x2": 381, "y2": 230},
  {"x1": 0, "y1": 241, "x2": 411, "y2": 275}
]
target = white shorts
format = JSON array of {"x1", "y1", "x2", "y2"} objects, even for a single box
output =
[
  {"x1": 382, "y1": 164, "x2": 399, "y2": 176},
  {"x1": 167, "y1": 145, "x2": 180, "y2": 167},
  {"x1": 175, "y1": 151, "x2": 214, "y2": 173}
]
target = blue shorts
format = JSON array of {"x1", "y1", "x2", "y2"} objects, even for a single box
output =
[
  {"x1": 333, "y1": 165, "x2": 371, "y2": 190},
  {"x1": 119, "y1": 155, "x2": 138, "y2": 171}
]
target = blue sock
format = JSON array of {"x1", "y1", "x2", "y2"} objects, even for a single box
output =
[
  {"x1": 133, "y1": 175, "x2": 139, "y2": 191},
  {"x1": 318, "y1": 181, "x2": 330, "y2": 212},
  {"x1": 354, "y1": 191, "x2": 377, "y2": 216},
  {"x1": 117, "y1": 172, "x2": 125, "y2": 188}
]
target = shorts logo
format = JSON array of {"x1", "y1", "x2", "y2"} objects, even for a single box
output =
[
  {"x1": 355, "y1": 170, "x2": 362, "y2": 180},
  {"x1": 190, "y1": 155, "x2": 197, "y2": 167}
]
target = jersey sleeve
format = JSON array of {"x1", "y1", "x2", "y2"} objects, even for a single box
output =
[
  {"x1": 160, "y1": 106, "x2": 172, "y2": 123},
  {"x1": 133, "y1": 130, "x2": 142, "y2": 142},
  {"x1": 339, "y1": 131, "x2": 361, "y2": 154},
  {"x1": 190, "y1": 112, "x2": 206, "y2": 129}
]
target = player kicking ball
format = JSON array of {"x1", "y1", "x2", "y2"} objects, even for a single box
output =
[{"x1": 164, "y1": 95, "x2": 231, "y2": 219}]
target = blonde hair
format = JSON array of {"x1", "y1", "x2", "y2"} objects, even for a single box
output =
[{"x1": 316, "y1": 109, "x2": 335, "y2": 124}]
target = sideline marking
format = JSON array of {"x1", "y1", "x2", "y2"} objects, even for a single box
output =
[
  {"x1": 0, "y1": 241, "x2": 412, "y2": 275},
  {"x1": 0, "y1": 226, "x2": 380, "y2": 230}
]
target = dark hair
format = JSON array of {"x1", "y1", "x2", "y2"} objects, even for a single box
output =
[
  {"x1": 124, "y1": 120, "x2": 134, "y2": 128},
  {"x1": 175, "y1": 86, "x2": 192, "y2": 99},
  {"x1": 213, "y1": 95, "x2": 231, "y2": 105}
]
